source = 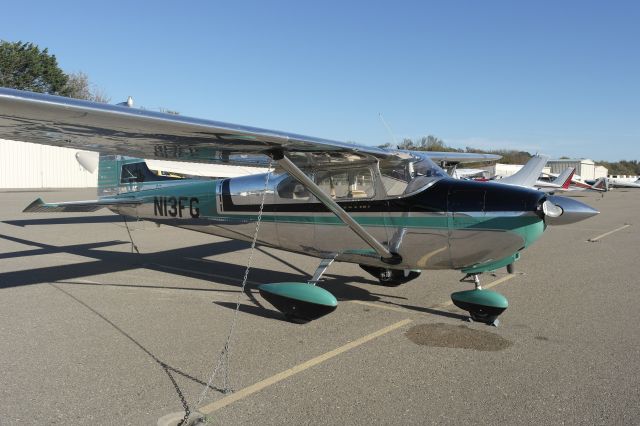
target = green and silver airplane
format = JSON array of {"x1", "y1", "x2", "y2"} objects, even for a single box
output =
[{"x1": 0, "y1": 88, "x2": 599, "y2": 324}]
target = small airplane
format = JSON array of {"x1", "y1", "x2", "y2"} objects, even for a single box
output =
[
  {"x1": 0, "y1": 88, "x2": 600, "y2": 325},
  {"x1": 450, "y1": 155, "x2": 548, "y2": 184},
  {"x1": 573, "y1": 176, "x2": 608, "y2": 192},
  {"x1": 494, "y1": 158, "x2": 604, "y2": 193},
  {"x1": 603, "y1": 176, "x2": 640, "y2": 189},
  {"x1": 545, "y1": 172, "x2": 609, "y2": 193},
  {"x1": 534, "y1": 167, "x2": 575, "y2": 193}
]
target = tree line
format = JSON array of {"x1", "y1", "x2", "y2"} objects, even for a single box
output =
[
  {"x1": 380, "y1": 136, "x2": 637, "y2": 174},
  {"x1": 379, "y1": 136, "x2": 534, "y2": 165}
]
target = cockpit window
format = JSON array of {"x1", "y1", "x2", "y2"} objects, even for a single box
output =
[
  {"x1": 412, "y1": 155, "x2": 447, "y2": 179},
  {"x1": 315, "y1": 168, "x2": 374, "y2": 199},
  {"x1": 380, "y1": 163, "x2": 412, "y2": 196},
  {"x1": 379, "y1": 153, "x2": 446, "y2": 196},
  {"x1": 274, "y1": 154, "x2": 446, "y2": 203}
]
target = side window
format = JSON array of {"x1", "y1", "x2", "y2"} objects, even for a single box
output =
[
  {"x1": 315, "y1": 168, "x2": 374, "y2": 200},
  {"x1": 121, "y1": 163, "x2": 147, "y2": 183},
  {"x1": 276, "y1": 176, "x2": 312, "y2": 202}
]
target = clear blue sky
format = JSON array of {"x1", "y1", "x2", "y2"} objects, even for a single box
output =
[{"x1": 2, "y1": 0, "x2": 638, "y2": 161}]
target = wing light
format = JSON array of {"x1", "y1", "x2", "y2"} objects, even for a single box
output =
[{"x1": 75, "y1": 151, "x2": 99, "y2": 173}]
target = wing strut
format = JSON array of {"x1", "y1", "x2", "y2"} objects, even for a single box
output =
[{"x1": 274, "y1": 152, "x2": 401, "y2": 265}]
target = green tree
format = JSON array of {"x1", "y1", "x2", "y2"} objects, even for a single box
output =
[
  {"x1": 464, "y1": 147, "x2": 532, "y2": 164},
  {"x1": 0, "y1": 40, "x2": 70, "y2": 95},
  {"x1": 598, "y1": 160, "x2": 640, "y2": 175}
]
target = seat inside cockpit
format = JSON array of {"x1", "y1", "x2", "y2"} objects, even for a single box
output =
[{"x1": 273, "y1": 153, "x2": 446, "y2": 203}]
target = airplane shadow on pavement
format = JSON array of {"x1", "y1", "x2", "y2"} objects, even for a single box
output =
[
  {"x1": 0, "y1": 223, "x2": 468, "y2": 418},
  {"x1": 0, "y1": 222, "x2": 467, "y2": 323}
]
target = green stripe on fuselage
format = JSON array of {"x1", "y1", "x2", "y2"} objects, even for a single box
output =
[{"x1": 115, "y1": 179, "x2": 545, "y2": 246}]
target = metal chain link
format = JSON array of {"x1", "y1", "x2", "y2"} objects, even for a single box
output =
[{"x1": 181, "y1": 159, "x2": 274, "y2": 425}]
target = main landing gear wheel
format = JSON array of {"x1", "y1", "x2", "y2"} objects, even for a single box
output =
[
  {"x1": 468, "y1": 308, "x2": 501, "y2": 327},
  {"x1": 283, "y1": 313, "x2": 311, "y2": 324},
  {"x1": 359, "y1": 265, "x2": 421, "y2": 286}
]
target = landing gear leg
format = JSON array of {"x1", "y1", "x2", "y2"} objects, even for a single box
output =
[
  {"x1": 452, "y1": 273, "x2": 508, "y2": 326},
  {"x1": 308, "y1": 254, "x2": 338, "y2": 285},
  {"x1": 460, "y1": 273, "x2": 482, "y2": 289}
]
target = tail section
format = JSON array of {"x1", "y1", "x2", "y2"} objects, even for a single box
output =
[
  {"x1": 98, "y1": 154, "x2": 180, "y2": 197},
  {"x1": 551, "y1": 167, "x2": 576, "y2": 190},
  {"x1": 499, "y1": 154, "x2": 550, "y2": 188},
  {"x1": 24, "y1": 154, "x2": 170, "y2": 213},
  {"x1": 591, "y1": 177, "x2": 609, "y2": 192},
  {"x1": 98, "y1": 154, "x2": 122, "y2": 197}
]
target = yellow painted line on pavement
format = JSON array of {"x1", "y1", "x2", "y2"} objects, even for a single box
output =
[
  {"x1": 416, "y1": 246, "x2": 448, "y2": 268},
  {"x1": 193, "y1": 274, "x2": 517, "y2": 417},
  {"x1": 352, "y1": 273, "x2": 517, "y2": 313},
  {"x1": 588, "y1": 224, "x2": 631, "y2": 242},
  {"x1": 197, "y1": 318, "x2": 412, "y2": 415},
  {"x1": 480, "y1": 273, "x2": 517, "y2": 290},
  {"x1": 350, "y1": 300, "x2": 416, "y2": 314}
]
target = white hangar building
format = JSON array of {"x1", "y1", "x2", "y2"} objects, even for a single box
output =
[
  {"x1": 0, "y1": 139, "x2": 267, "y2": 189},
  {"x1": 0, "y1": 139, "x2": 98, "y2": 188},
  {"x1": 546, "y1": 159, "x2": 607, "y2": 181}
]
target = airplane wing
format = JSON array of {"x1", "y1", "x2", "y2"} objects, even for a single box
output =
[
  {"x1": 424, "y1": 152, "x2": 501, "y2": 164},
  {"x1": 451, "y1": 168, "x2": 487, "y2": 179},
  {"x1": 0, "y1": 88, "x2": 404, "y2": 168},
  {"x1": 23, "y1": 197, "x2": 142, "y2": 213}
]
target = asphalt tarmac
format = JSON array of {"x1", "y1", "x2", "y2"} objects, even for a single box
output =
[{"x1": 0, "y1": 188, "x2": 638, "y2": 425}]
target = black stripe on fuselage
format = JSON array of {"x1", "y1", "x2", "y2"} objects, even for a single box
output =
[{"x1": 219, "y1": 178, "x2": 544, "y2": 214}]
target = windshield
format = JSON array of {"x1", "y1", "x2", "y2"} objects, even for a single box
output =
[
  {"x1": 379, "y1": 152, "x2": 446, "y2": 196},
  {"x1": 411, "y1": 153, "x2": 447, "y2": 179}
]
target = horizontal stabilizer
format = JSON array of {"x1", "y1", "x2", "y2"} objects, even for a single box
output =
[{"x1": 23, "y1": 198, "x2": 141, "y2": 213}]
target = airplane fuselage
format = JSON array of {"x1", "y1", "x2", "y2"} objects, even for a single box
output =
[{"x1": 112, "y1": 173, "x2": 548, "y2": 273}]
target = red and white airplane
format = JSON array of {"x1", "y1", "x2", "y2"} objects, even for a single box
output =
[{"x1": 534, "y1": 167, "x2": 575, "y2": 193}]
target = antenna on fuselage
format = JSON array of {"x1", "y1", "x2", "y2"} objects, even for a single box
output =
[
  {"x1": 379, "y1": 113, "x2": 398, "y2": 148},
  {"x1": 116, "y1": 96, "x2": 134, "y2": 107}
]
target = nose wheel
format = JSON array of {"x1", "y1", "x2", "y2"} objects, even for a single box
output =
[{"x1": 451, "y1": 274, "x2": 508, "y2": 326}]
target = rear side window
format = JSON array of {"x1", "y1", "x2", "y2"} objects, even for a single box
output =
[{"x1": 315, "y1": 168, "x2": 375, "y2": 200}]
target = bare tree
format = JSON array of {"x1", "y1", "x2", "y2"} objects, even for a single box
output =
[{"x1": 65, "y1": 71, "x2": 110, "y2": 103}]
